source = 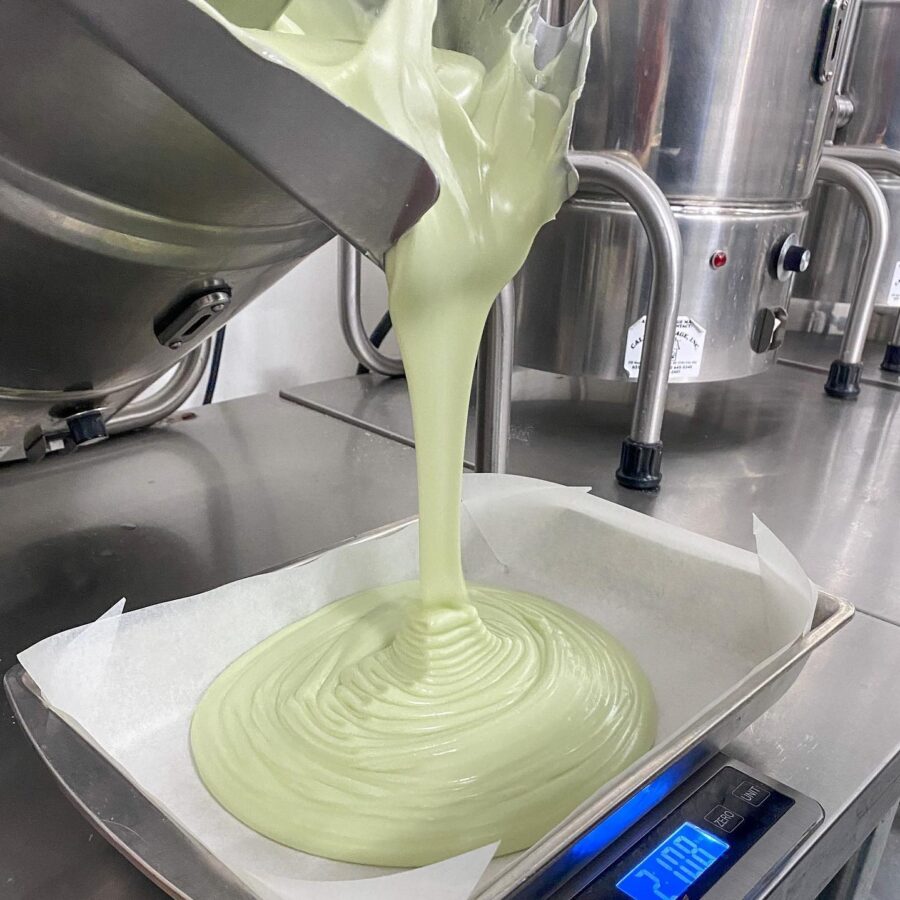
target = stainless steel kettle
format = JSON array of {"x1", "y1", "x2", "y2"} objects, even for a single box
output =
[{"x1": 0, "y1": 0, "x2": 437, "y2": 460}]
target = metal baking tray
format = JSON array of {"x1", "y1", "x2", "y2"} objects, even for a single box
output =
[{"x1": 4, "y1": 522, "x2": 854, "y2": 900}]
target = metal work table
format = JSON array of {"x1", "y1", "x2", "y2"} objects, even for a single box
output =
[
  {"x1": 283, "y1": 358, "x2": 900, "y2": 626},
  {"x1": 779, "y1": 332, "x2": 900, "y2": 391},
  {"x1": 2, "y1": 388, "x2": 900, "y2": 898}
]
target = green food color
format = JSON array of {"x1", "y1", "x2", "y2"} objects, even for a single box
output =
[
  {"x1": 191, "y1": 0, "x2": 657, "y2": 867},
  {"x1": 191, "y1": 583, "x2": 656, "y2": 866}
]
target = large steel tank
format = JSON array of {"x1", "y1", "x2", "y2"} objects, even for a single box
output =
[
  {"x1": 516, "y1": 0, "x2": 851, "y2": 383},
  {"x1": 0, "y1": 0, "x2": 436, "y2": 460},
  {"x1": 791, "y1": 0, "x2": 900, "y2": 371}
]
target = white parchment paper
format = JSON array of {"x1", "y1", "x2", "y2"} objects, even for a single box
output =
[{"x1": 19, "y1": 475, "x2": 816, "y2": 899}]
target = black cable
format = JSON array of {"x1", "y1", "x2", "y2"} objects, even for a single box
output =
[
  {"x1": 203, "y1": 325, "x2": 227, "y2": 405},
  {"x1": 356, "y1": 310, "x2": 398, "y2": 376}
]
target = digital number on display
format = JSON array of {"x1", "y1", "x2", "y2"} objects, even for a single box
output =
[{"x1": 616, "y1": 822, "x2": 729, "y2": 900}]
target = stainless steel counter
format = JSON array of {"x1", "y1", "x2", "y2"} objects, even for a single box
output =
[
  {"x1": 283, "y1": 359, "x2": 900, "y2": 625},
  {"x1": 0, "y1": 394, "x2": 419, "y2": 899},
  {"x1": 779, "y1": 332, "x2": 900, "y2": 392},
  {"x1": 2, "y1": 389, "x2": 900, "y2": 898}
]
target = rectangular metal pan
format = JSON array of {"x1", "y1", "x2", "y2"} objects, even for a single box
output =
[{"x1": 4, "y1": 520, "x2": 854, "y2": 899}]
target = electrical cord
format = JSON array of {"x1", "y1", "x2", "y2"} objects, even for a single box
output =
[
  {"x1": 356, "y1": 311, "x2": 400, "y2": 376},
  {"x1": 203, "y1": 325, "x2": 227, "y2": 405}
]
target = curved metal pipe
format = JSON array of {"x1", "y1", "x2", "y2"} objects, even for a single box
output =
[
  {"x1": 825, "y1": 145, "x2": 900, "y2": 179},
  {"x1": 338, "y1": 238, "x2": 404, "y2": 377},
  {"x1": 570, "y1": 151, "x2": 684, "y2": 489},
  {"x1": 821, "y1": 147, "x2": 900, "y2": 375},
  {"x1": 474, "y1": 282, "x2": 516, "y2": 474},
  {"x1": 816, "y1": 155, "x2": 890, "y2": 367},
  {"x1": 107, "y1": 340, "x2": 211, "y2": 435}
]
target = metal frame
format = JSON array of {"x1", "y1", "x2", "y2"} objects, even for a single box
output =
[
  {"x1": 107, "y1": 341, "x2": 211, "y2": 435},
  {"x1": 818, "y1": 800, "x2": 900, "y2": 900},
  {"x1": 821, "y1": 146, "x2": 900, "y2": 369},
  {"x1": 473, "y1": 152, "x2": 685, "y2": 486},
  {"x1": 816, "y1": 151, "x2": 890, "y2": 394},
  {"x1": 568, "y1": 153, "x2": 684, "y2": 490},
  {"x1": 337, "y1": 239, "x2": 404, "y2": 377}
]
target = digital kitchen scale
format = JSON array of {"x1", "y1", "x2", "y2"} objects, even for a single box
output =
[{"x1": 509, "y1": 755, "x2": 824, "y2": 900}]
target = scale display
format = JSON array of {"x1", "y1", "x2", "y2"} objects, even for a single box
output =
[
  {"x1": 615, "y1": 823, "x2": 729, "y2": 900},
  {"x1": 508, "y1": 759, "x2": 824, "y2": 900}
]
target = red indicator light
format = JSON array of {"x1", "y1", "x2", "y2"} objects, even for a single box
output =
[{"x1": 710, "y1": 250, "x2": 728, "y2": 269}]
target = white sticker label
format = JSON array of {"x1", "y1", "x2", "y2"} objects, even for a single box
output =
[
  {"x1": 624, "y1": 315, "x2": 707, "y2": 382},
  {"x1": 888, "y1": 261, "x2": 900, "y2": 307}
]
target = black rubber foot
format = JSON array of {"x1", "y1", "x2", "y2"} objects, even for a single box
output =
[
  {"x1": 824, "y1": 360, "x2": 862, "y2": 399},
  {"x1": 616, "y1": 438, "x2": 663, "y2": 491},
  {"x1": 882, "y1": 344, "x2": 900, "y2": 374},
  {"x1": 67, "y1": 410, "x2": 109, "y2": 446}
]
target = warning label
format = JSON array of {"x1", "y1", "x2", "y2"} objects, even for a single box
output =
[
  {"x1": 624, "y1": 315, "x2": 707, "y2": 382},
  {"x1": 888, "y1": 261, "x2": 900, "y2": 306}
]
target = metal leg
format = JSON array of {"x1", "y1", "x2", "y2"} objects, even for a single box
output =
[
  {"x1": 337, "y1": 239, "x2": 404, "y2": 377},
  {"x1": 818, "y1": 801, "x2": 899, "y2": 900},
  {"x1": 817, "y1": 151, "x2": 891, "y2": 397},
  {"x1": 568, "y1": 152, "x2": 684, "y2": 491},
  {"x1": 107, "y1": 341, "x2": 211, "y2": 435},
  {"x1": 474, "y1": 282, "x2": 516, "y2": 474}
]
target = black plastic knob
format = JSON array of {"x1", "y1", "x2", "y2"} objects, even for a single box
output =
[
  {"x1": 782, "y1": 245, "x2": 811, "y2": 274},
  {"x1": 67, "y1": 410, "x2": 109, "y2": 446}
]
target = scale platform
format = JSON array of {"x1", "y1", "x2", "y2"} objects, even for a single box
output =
[{"x1": 511, "y1": 756, "x2": 823, "y2": 900}]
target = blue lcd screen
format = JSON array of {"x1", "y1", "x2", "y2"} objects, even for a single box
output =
[{"x1": 616, "y1": 822, "x2": 729, "y2": 900}]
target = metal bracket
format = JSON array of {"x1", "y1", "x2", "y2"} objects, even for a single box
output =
[
  {"x1": 156, "y1": 288, "x2": 231, "y2": 350},
  {"x1": 815, "y1": 0, "x2": 850, "y2": 85}
]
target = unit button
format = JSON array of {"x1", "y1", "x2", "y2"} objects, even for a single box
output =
[
  {"x1": 734, "y1": 781, "x2": 771, "y2": 807},
  {"x1": 705, "y1": 805, "x2": 744, "y2": 833}
]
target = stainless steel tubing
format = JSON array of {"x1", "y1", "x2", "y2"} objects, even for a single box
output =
[
  {"x1": 821, "y1": 146, "x2": 900, "y2": 372},
  {"x1": 474, "y1": 282, "x2": 516, "y2": 474},
  {"x1": 337, "y1": 239, "x2": 404, "y2": 377},
  {"x1": 817, "y1": 153, "x2": 891, "y2": 397},
  {"x1": 107, "y1": 340, "x2": 211, "y2": 435},
  {"x1": 825, "y1": 145, "x2": 900, "y2": 178},
  {"x1": 569, "y1": 152, "x2": 683, "y2": 489}
]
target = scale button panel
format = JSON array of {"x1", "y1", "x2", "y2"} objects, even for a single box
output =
[
  {"x1": 571, "y1": 766, "x2": 796, "y2": 898},
  {"x1": 733, "y1": 781, "x2": 771, "y2": 807},
  {"x1": 704, "y1": 805, "x2": 743, "y2": 833}
]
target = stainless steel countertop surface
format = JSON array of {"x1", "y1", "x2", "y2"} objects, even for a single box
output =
[
  {"x1": 779, "y1": 332, "x2": 900, "y2": 391},
  {"x1": 283, "y1": 358, "x2": 900, "y2": 625},
  {"x1": 0, "y1": 394, "x2": 419, "y2": 900},
  {"x1": 3, "y1": 388, "x2": 900, "y2": 898}
]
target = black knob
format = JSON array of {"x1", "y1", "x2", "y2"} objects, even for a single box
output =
[
  {"x1": 67, "y1": 410, "x2": 109, "y2": 446},
  {"x1": 783, "y1": 245, "x2": 811, "y2": 273}
]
